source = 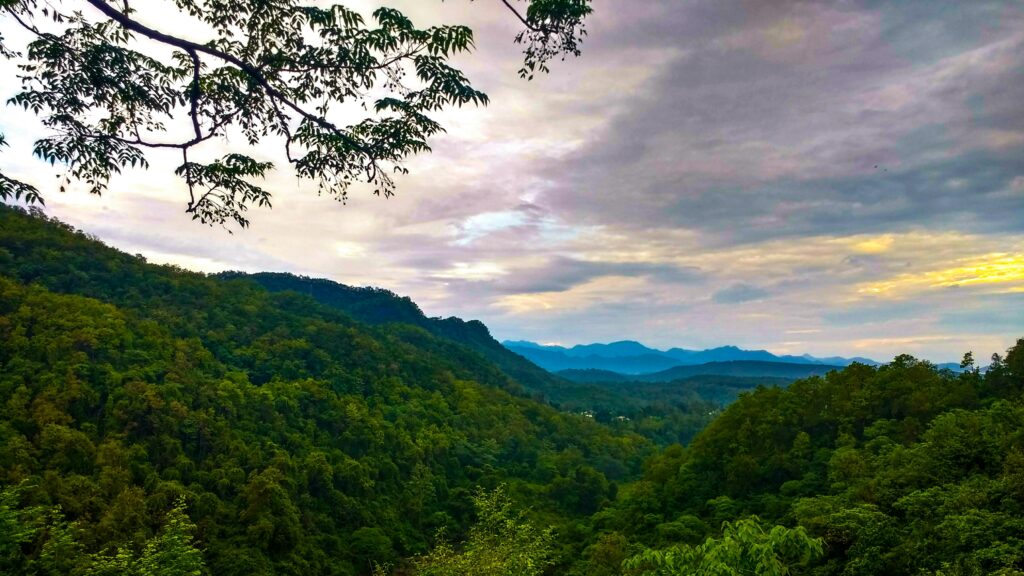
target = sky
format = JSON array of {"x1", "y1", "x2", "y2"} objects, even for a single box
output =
[{"x1": 1, "y1": 0, "x2": 1023, "y2": 362}]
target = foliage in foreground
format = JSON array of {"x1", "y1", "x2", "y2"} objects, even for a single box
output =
[
  {"x1": 0, "y1": 0, "x2": 591, "y2": 227},
  {"x1": 413, "y1": 485, "x2": 553, "y2": 576},
  {"x1": 625, "y1": 517, "x2": 823, "y2": 576},
  {"x1": 1, "y1": 488, "x2": 204, "y2": 576},
  {"x1": 593, "y1": 343, "x2": 1024, "y2": 576}
]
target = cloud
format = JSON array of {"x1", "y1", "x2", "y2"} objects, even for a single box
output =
[
  {"x1": 938, "y1": 292, "x2": 1024, "y2": 333},
  {"x1": 432, "y1": 256, "x2": 704, "y2": 297},
  {"x1": 537, "y1": 1, "x2": 1024, "y2": 244},
  {"x1": 499, "y1": 257, "x2": 704, "y2": 294},
  {"x1": 856, "y1": 253, "x2": 1024, "y2": 297},
  {"x1": 1, "y1": 0, "x2": 1021, "y2": 362},
  {"x1": 713, "y1": 283, "x2": 772, "y2": 304}
]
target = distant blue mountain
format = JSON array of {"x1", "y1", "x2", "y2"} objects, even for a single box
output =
[
  {"x1": 504, "y1": 340, "x2": 661, "y2": 358},
  {"x1": 556, "y1": 361, "x2": 842, "y2": 382},
  {"x1": 637, "y1": 360, "x2": 843, "y2": 381},
  {"x1": 503, "y1": 340, "x2": 879, "y2": 375},
  {"x1": 936, "y1": 362, "x2": 971, "y2": 373}
]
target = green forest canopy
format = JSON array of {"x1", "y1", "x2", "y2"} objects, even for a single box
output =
[{"x1": 0, "y1": 204, "x2": 1022, "y2": 575}]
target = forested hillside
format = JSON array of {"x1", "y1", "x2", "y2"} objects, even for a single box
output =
[
  {"x1": 634, "y1": 361, "x2": 841, "y2": 381},
  {"x1": 218, "y1": 272, "x2": 567, "y2": 397},
  {"x1": 2, "y1": 205, "x2": 1022, "y2": 576},
  {"x1": 0, "y1": 206, "x2": 650, "y2": 575},
  {"x1": 218, "y1": 273, "x2": 726, "y2": 447},
  {"x1": 585, "y1": 349, "x2": 1024, "y2": 576}
]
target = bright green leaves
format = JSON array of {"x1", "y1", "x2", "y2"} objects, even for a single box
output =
[
  {"x1": 133, "y1": 498, "x2": 205, "y2": 576},
  {"x1": 413, "y1": 485, "x2": 554, "y2": 576},
  {"x1": 1, "y1": 0, "x2": 591, "y2": 228},
  {"x1": 625, "y1": 517, "x2": 824, "y2": 576},
  {"x1": 0, "y1": 485, "x2": 39, "y2": 574},
  {"x1": 80, "y1": 496, "x2": 206, "y2": 576},
  {"x1": 0, "y1": 486, "x2": 205, "y2": 576}
]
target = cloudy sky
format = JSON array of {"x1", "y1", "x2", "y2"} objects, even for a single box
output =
[{"x1": 2, "y1": 0, "x2": 1023, "y2": 362}]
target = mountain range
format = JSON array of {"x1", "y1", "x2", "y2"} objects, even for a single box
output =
[
  {"x1": 558, "y1": 360, "x2": 845, "y2": 382},
  {"x1": 503, "y1": 339, "x2": 878, "y2": 375}
]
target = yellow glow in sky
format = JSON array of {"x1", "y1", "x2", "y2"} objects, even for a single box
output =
[
  {"x1": 858, "y1": 253, "x2": 1024, "y2": 296},
  {"x1": 852, "y1": 235, "x2": 894, "y2": 254}
]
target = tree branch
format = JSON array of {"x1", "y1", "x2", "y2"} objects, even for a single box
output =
[
  {"x1": 498, "y1": 0, "x2": 549, "y2": 33},
  {"x1": 111, "y1": 112, "x2": 233, "y2": 149},
  {"x1": 83, "y1": 0, "x2": 370, "y2": 155},
  {"x1": 3, "y1": 5, "x2": 68, "y2": 49},
  {"x1": 276, "y1": 46, "x2": 424, "y2": 75},
  {"x1": 186, "y1": 48, "x2": 202, "y2": 142}
]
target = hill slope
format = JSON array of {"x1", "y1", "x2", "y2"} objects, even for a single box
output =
[
  {"x1": 219, "y1": 272, "x2": 565, "y2": 397},
  {"x1": 585, "y1": 349, "x2": 1024, "y2": 576},
  {"x1": 637, "y1": 360, "x2": 844, "y2": 381},
  {"x1": 557, "y1": 361, "x2": 844, "y2": 382},
  {"x1": 0, "y1": 206, "x2": 650, "y2": 575}
]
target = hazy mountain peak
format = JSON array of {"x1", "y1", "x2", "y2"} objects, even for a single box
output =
[{"x1": 503, "y1": 339, "x2": 880, "y2": 375}]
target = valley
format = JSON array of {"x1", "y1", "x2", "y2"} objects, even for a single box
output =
[{"x1": 2, "y1": 205, "x2": 1022, "y2": 575}]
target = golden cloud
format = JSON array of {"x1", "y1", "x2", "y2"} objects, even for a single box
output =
[{"x1": 857, "y1": 253, "x2": 1024, "y2": 297}]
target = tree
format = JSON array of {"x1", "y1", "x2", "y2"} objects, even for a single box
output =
[
  {"x1": 413, "y1": 485, "x2": 553, "y2": 576},
  {"x1": 625, "y1": 517, "x2": 824, "y2": 576},
  {"x1": 0, "y1": 0, "x2": 592, "y2": 227},
  {"x1": 0, "y1": 485, "x2": 39, "y2": 574},
  {"x1": 349, "y1": 527, "x2": 396, "y2": 573},
  {"x1": 134, "y1": 497, "x2": 206, "y2": 576}
]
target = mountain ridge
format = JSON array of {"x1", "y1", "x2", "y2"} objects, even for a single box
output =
[
  {"x1": 555, "y1": 360, "x2": 844, "y2": 382},
  {"x1": 0, "y1": 203, "x2": 651, "y2": 575},
  {"x1": 504, "y1": 339, "x2": 878, "y2": 374},
  {"x1": 217, "y1": 272, "x2": 566, "y2": 396}
]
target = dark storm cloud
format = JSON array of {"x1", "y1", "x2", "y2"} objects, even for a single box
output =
[
  {"x1": 539, "y1": 0, "x2": 1024, "y2": 246},
  {"x1": 684, "y1": 149, "x2": 1024, "y2": 245}
]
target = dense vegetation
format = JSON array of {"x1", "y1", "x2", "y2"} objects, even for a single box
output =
[
  {"x1": 587, "y1": 348, "x2": 1024, "y2": 576},
  {"x1": 1, "y1": 204, "x2": 1022, "y2": 575},
  {"x1": 219, "y1": 272, "x2": 568, "y2": 397},
  {"x1": 534, "y1": 376, "x2": 774, "y2": 446},
  {"x1": 226, "y1": 272, "x2": 721, "y2": 447},
  {"x1": 632, "y1": 361, "x2": 842, "y2": 381},
  {"x1": 0, "y1": 205, "x2": 647, "y2": 575}
]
